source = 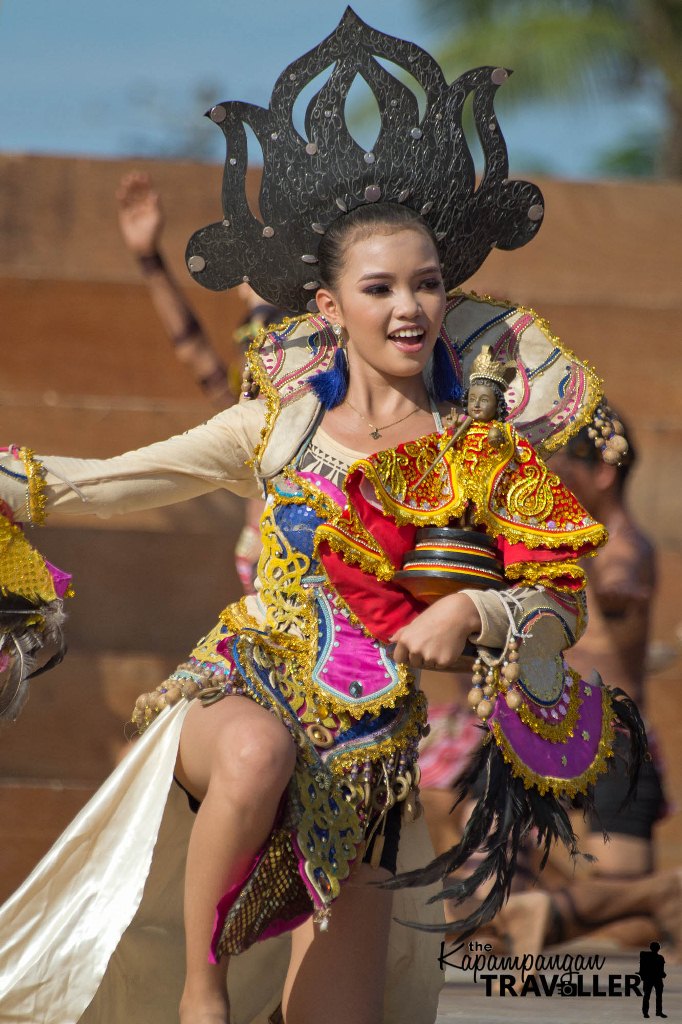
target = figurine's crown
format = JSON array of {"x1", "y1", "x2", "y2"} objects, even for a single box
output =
[
  {"x1": 186, "y1": 7, "x2": 544, "y2": 313},
  {"x1": 469, "y1": 345, "x2": 516, "y2": 389}
]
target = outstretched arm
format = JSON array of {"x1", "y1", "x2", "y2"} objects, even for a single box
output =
[
  {"x1": 116, "y1": 172, "x2": 235, "y2": 408},
  {"x1": 0, "y1": 400, "x2": 265, "y2": 522}
]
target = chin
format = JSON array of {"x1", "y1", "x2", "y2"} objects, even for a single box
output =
[{"x1": 388, "y1": 344, "x2": 434, "y2": 374}]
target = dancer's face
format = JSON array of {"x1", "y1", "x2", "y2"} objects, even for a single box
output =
[{"x1": 316, "y1": 227, "x2": 446, "y2": 382}]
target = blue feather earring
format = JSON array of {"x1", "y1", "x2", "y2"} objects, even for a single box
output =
[
  {"x1": 310, "y1": 323, "x2": 349, "y2": 409},
  {"x1": 431, "y1": 336, "x2": 463, "y2": 404}
]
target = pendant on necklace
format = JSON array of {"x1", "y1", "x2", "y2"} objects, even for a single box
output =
[{"x1": 370, "y1": 428, "x2": 381, "y2": 440}]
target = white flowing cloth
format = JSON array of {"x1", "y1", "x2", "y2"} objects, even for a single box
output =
[{"x1": 0, "y1": 703, "x2": 445, "y2": 1024}]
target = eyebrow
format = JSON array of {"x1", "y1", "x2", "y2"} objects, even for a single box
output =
[{"x1": 357, "y1": 264, "x2": 442, "y2": 283}]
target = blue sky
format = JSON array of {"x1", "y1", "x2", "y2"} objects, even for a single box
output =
[{"x1": 0, "y1": 0, "x2": 665, "y2": 178}]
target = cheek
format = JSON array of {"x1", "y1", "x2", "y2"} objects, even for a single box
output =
[{"x1": 344, "y1": 299, "x2": 389, "y2": 338}]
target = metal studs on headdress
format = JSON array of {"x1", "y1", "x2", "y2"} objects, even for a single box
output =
[{"x1": 186, "y1": 7, "x2": 544, "y2": 312}]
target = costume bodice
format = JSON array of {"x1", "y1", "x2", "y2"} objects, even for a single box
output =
[{"x1": 244, "y1": 426, "x2": 416, "y2": 721}]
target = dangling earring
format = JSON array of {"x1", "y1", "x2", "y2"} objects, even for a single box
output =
[{"x1": 310, "y1": 323, "x2": 349, "y2": 409}]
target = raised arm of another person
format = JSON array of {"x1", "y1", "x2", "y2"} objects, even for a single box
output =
[{"x1": 116, "y1": 172, "x2": 235, "y2": 408}]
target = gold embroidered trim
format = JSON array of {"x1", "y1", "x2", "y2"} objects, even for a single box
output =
[
  {"x1": 337, "y1": 421, "x2": 606, "y2": 552},
  {"x1": 258, "y1": 503, "x2": 313, "y2": 638},
  {"x1": 18, "y1": 448, "x2": 48, "y2": 526},
  {"x1": 346, "y1": 432, "x2": 468, "y2": 529},
  {"x1": 460, "y1": 424, "x2": 607, "y2": 551},
  {"x1": 245, "y1": 313, "x2": 311, "y2": 471},
  {"x1": 482, "y1": 519, "x2": 608, "y2": 551},
  {"x1": 294, "y1": 453, "x2": 400, "y2": 584},
  {"x1": 312, "y1": 661, "x2": 415, "y2": 722},
  {"x1": 219, "y1": 596, "x2": 263, "y2": 634},
  {"x1": 314, "y1": 527, "x2": 395, "y2": 582},
  {"x1": 505, "y1": 459, "x2": 557, "y2": 521},
  {"x1": 326, "y1": 691, "x2": 427, "y2": 774},
  {"x1": 506, "y1": 560, "x2": 587, "y2": 591},
  {"x1": 227, "y1": 590, "x2": 412, "y2": 722},
  {"x1": 282, "y1": 465, "x2": 343, "y2": 522},
  {"x1": 490, "y1": 685, "x2": 615, "y2": 798},
  {"x1": 516, "y1": 668, "x2": 583, "y2": 741}
]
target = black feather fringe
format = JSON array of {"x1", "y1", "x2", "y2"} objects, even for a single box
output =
[
  {"x1": 384, "y1": 683, "x2": 648, "y2": 942},
  {"x1": 600, "y1": 677, "x2": 648, "y2": 809}
]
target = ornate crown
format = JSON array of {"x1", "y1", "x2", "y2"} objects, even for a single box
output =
[
  {"x1": 469, "y1": 345, "x2": 516, "y2": 389},
  {"x1": 186, "y1": 7, "x2": 544, "y2": 313}
]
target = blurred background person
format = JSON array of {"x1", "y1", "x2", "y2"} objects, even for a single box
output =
[
  {"x1": 553, "y1": 420, "x2": 666, "y2": 880},
  {"x1": 491, "y1": 420, "x2": 676, "y2": 958}
]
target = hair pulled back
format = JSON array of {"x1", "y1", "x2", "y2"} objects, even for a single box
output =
[{"x1": 317, "y1": 204, "x2": 439, "y2": 290}]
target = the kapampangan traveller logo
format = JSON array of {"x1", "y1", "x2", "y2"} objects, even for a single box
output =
[{"x1": 439, "y1": 937, "x2": 667, "y2": 1010}]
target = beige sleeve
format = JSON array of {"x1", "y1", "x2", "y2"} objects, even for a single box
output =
[
  {"x1": 461, "y1": 584, "x2": 586, "y2": 651},
  {"x1": 0, "y1": 401, "x2": 266, "y2": 521}
]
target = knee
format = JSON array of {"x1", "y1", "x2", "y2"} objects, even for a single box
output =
[{"x1": 212, "y1": 723, "x2": 295, "y2": 795}]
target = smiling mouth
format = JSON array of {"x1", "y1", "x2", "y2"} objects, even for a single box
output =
[{"x1": 388, "y1": 327, "x2": 426, "y2": 348}]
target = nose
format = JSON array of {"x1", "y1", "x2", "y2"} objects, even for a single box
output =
[{"x1": 395, "y1": 287, "x2": 422, "y2": 319}]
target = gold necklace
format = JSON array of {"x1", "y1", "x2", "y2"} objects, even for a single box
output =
[{"x1": 343, "y1": 397, "x2": 423, "y2": 440}]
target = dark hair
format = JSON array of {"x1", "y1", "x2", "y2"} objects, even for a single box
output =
[
  {"x1": 317, "y1": 203, "x2": 439, "y2": 290},
  {"x1": 462, "y1": 379, "x2": 509, "y2": 421}
]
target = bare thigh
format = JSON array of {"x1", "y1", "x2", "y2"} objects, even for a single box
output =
[
  {"x1": 282, "y1": 863, "x2": 394, "y2": 1024},
  {"x1": 175, "y1": 694, "x2": 296, "y2": 802}
]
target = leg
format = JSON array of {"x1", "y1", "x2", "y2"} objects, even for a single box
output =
[
  {"x1": 498, "y1": 871, "x2": 682, "y2": 958},
  {"x1": 282, "y1": 864, "x2": 394, "y2": 1024},
  {"x1": 643, "y1": 980, "x2": 652, "y2": 1016},
  {"x1": 175, "y1": 695, "x2": 296, "y2": 1024},
  {"x1": 551, "y1": 871, "x2": 682, "y2": 951},
  {"x1": 581, "y1": 732, "x2": 664, "y2": 879}
]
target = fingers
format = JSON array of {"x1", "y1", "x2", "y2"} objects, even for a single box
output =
[
  {"x1": 389, "y1": 642, "x2": 443, "y2": 670},
  {"x1": 115, "y1": 172, "x2": 158, "y2": 209},
  {"x1": 390, "y1": 640, "x2": 409, "y2": 665},
  {"x1": 390, "y1": 635, "x2": 434, "y2": 669}
]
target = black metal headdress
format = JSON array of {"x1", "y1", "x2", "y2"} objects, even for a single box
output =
[{"x1": 186, "y1": 7, "x2": 544, "y2": 313}]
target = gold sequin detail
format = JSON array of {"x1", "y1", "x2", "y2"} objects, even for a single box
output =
[
  {"x1": 505, "y1": 560, "x2": 587, "y2": 591},
  {"x1": 215, "y1": 828, "x2": 314, "y2": 958},
  {"x1": 506, "y1": 460, "x2": 557, "y2": 521},
  {"x1": 18, "y1": 448, "x2": 48, "y2": 526},
  {"x1": 0, "y1": 513, "x2": 57, "y2": 604},
  {"x1": 516, "y1": 668, "x2": 583, "y2": 742}
]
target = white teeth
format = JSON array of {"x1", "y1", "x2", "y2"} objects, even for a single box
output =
[{"x1": 391, "y1": 328, "x2": 424, "y2": 339}]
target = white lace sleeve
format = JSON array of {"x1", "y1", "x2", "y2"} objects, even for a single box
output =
[{"x1": 0, "y1": 401, "x2": 266, "y2": 521}]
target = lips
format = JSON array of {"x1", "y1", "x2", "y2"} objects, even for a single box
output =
[{"x1": 388, "y1": 326, "x2": 426, "y2": 351}]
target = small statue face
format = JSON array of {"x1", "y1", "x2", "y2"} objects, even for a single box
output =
[{"x1": 467, "y1": 382, "x2": 498, "y2": 422}]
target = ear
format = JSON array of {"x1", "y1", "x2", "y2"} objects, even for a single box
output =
[
  {"x1": 592, "y1": 460, "x2": 619, "y2": 492},
  {"x1": 315, "y1": 287, "x2": 343, "y2": 327}
]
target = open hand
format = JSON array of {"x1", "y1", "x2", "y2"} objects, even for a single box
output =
[
  {"x1": 116, "y1": 172, "x2": 164, "y2": 257},
  {"x1": 389, "y1": 592, "x2": 481, "y2": 670}
]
